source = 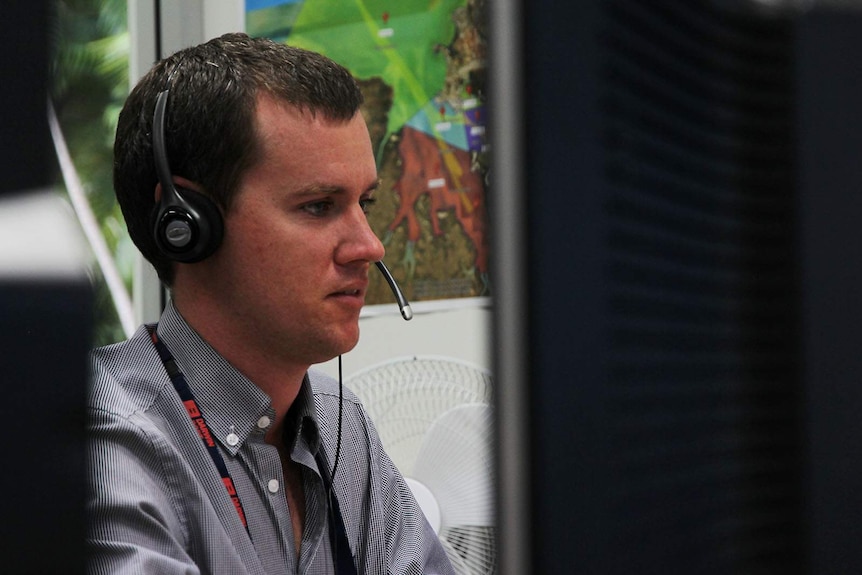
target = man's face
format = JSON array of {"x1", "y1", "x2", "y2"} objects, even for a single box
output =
[{"x1": 209, "y1": 94, "x2": 385, "y2": 366}]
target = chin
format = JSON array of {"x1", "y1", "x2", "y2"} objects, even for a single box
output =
[
  {"x1": 337, "y1": 333, "x2": 361, "y2": 356},
  {"x1": 323, "y1": 326, "x2": 361, "y2": 359}
]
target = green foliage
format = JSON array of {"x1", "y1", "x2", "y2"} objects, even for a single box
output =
[{"x1": 51, "y1": 0, "x2": 131, "y2": 346}]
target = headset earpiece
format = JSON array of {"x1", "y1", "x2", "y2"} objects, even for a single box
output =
[
  {"x1": 151, "y1": 181, "x2": 224, "y2": 263},
  {"x1": 150, "y1": 88, "x2": 224, "y2": 263}
]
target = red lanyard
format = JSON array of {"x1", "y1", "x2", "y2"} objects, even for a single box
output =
[{"x1": 147, "y1": 326, "x2": 249, "y2": 532}]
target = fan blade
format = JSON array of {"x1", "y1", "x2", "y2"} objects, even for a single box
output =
[{"x1": 410, "y1": 403, "x2": 494, "y2": 528}]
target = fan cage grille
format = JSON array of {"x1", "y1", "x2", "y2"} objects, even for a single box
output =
[{"x1": 346, "y1": 356, "x2": 495, "y2": 575}]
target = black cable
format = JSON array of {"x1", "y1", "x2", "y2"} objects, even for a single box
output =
[
  {"x1": 328, "y1": 354, "x2": 345, "y2": 572},
  {"x1": 331, "y1": 354, "x2": 344, "y2": 482}
]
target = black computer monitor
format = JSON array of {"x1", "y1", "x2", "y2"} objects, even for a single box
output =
[
  {"x1": 0, "y1": 2, "x2": 89, "y2": 572},
  {"x1": 489, "y1": 1, "x2": 862, "y2": 573}
]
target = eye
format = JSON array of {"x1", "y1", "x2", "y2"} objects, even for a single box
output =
[
  {"x1": 301, "y1": 199, "x2": 333, "y2": 217},
  {"x1": 360, "y1": 197, "x2": 377, "y2": 215}
]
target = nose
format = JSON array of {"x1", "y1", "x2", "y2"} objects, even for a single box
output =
[{"x1": 337, "y1": 206, "x2": 386, "y2": 265}]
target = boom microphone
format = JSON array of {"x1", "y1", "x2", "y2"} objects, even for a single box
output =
[{"x1": 375, "y1": 260, "x2": 413, "y2": 321}]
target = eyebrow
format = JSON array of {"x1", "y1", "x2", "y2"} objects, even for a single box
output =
[{"x1": 293, "y1": 179, "x2": 381, "y2": 197}]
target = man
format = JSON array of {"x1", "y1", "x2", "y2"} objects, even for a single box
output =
[{"x1": 88, "y1": 33, "x2": 455, "y2": 574}]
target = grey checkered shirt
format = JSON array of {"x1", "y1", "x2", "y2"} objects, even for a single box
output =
[{"x1": 87, "y1": 303, "x2": 454, "y2": 574}]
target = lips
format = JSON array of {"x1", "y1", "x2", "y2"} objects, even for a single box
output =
[{"x1": 328, "y1": 281, "x2": 367, "y2": 299}]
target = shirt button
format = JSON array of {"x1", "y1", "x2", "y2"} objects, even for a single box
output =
[
  {"x1": 268, "y1": 479, "x2": 280, "y2": 493},
  {"x1": 257, "y1": 415, "x2": 271, "y2": 429},
  {"x1": 226, "y1": 432, "x2": 239, "y2": 446}
]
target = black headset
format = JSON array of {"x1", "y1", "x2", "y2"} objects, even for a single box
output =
[{"x1": 151, "y1": 87, "x2": 224, "y2": 263}]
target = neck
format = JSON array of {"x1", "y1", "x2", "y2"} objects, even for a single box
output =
[{"x1": 171, "y1": 286, "x2": 308, "y2": 428}]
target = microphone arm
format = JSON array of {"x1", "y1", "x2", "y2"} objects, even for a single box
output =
[{"x1": 375, "y1": 260, "x2": 413, "y2": 321}]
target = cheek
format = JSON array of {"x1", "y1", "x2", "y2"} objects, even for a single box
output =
[
  {"x1": 225, "y1": 212, "x2": 281, "y2": 261},
  {"x1": 230, "y1": 232, "x2": 312, "y2": 296},
  {"x1": 223, "y1": 208, "x2": 331, "y2": 282}
]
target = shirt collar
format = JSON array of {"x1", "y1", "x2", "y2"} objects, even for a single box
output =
[
  {"x1": 156, "y1": 301, "x2": 276, "y2": 455},
  {"x1": 284, "y1": 374, "x2": 322, "y2": 455}
]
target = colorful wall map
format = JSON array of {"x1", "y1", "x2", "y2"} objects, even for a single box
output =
[{"x1": 246, "y1": 0, "x2": 489, "y2": 305}]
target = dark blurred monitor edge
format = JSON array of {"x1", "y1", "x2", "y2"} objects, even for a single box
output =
[
  {"x1": 490, "y1": 1, "x2": 862, "y2": 574},
  {"x1": 2, "y1": 2, "x2": 89, "y2": 568},
  {"x1": 0, "y1": 1, "x2": 51, "y2": 198},
  {"x1": 0, "y1": 189, "x2": 91, "y2": 575}
]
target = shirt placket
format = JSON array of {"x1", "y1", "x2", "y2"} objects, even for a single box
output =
[{"x1": 234, "y1": 422, "x2": 300, "y2": 574}]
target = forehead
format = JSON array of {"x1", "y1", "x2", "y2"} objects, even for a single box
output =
[{"x1": 245, "y1": 94, "x2": 375, "y2": 189}]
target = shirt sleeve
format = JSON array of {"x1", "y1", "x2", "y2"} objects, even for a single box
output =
[
  {"x1": 87, "y1": 406, "x2": 200, "y2": 575},
  {"x1": 352, "y1": 404, "x2": 459, "y2": 575},
  {"x1": 379, "y1": 447, "x2": 458, "y2": 575}
]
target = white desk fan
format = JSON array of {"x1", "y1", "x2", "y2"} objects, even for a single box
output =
[{"x1": 346, "y1": 356, "x2": 496, "y2": 575}]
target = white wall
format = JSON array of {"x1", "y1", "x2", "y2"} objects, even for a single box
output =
[{"x1": 315, "y1": 299, "x2": 492, "y2": 380}]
